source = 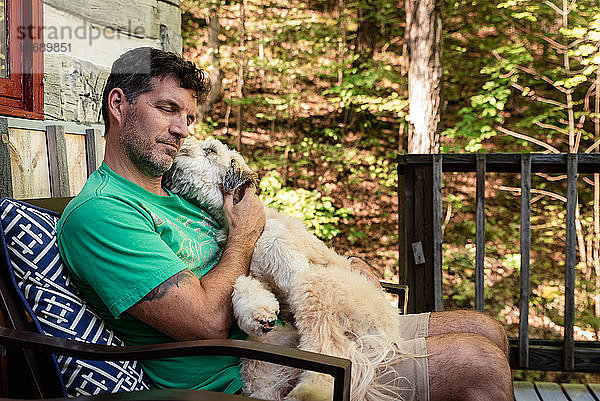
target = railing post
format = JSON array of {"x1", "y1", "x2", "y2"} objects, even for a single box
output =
[
  {"x1": 519, "y1": 154, "x2": 531, "y2": 369},
  {"x1": 565, "y1": 153, "x2": 577, "y2": 371},
  {"x1": 398, "y1": 167, "x2": 406, "y2": 289},
  {"x1": 475, "y1": 154, "x2": 486, "y2": 312},
  {"x1": 433, "y1": 155, "x2": 444, "y2": 311},
  {"x1": 401, "y1": 158, "x2": 435, "y2": 313}
]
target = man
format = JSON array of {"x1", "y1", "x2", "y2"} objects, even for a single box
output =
[{"x1": 57, "y1": 47, "x2": 513, "y2": 401}]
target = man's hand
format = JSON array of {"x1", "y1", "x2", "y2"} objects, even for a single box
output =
[
  {"x1": 223, "y1": 186, "x2": 266, "y2": 250},
  {"x1": 127, "y1": 187, "x2": 266, "y2": 341}
]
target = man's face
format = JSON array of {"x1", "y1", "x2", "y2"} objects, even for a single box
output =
[{"x1": 119, "y1": 76, "x2": 197, "y2": 178}]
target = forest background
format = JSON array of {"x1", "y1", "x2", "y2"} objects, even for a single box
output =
[{"x1": 181, "y1": 0, "x2": 600, "y2": 382}]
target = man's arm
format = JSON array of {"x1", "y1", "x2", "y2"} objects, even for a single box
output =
[{"x1": 127, "y1": 187, "x2": 265, "y2": 340}]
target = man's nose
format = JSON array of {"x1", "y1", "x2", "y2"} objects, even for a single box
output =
[{"x1": 170, "y1": 114, "x2": 190, "y2": 138}]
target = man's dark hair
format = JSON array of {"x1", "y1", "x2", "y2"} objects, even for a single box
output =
[{"x1": 101, "y1": 47, "x2": 209, "y2": 132}]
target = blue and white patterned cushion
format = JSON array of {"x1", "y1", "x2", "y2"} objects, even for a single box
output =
[{"x1": 0, "y1": 198, "x2": 152, "y2": 397}]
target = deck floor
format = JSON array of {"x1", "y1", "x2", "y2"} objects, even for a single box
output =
[{"x1": 514, "y1": 382, "x2": 600, "y2": 401}]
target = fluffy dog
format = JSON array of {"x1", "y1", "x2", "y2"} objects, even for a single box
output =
[{"x1": 163, "y1": 137, "x2": 411, "y2": 401}]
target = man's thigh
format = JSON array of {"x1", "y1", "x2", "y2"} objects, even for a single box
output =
[
  {"x1": 428, "y1": 310, "x2": 509, "y2": 356},
  {"x1": 425, "y1": 333, "x2": 513, "y2": 401}
]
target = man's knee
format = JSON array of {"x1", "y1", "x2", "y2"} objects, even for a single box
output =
[
  {"x1": 468, "y1": 310, "x2": 509, "y2": 356},
  {"x1": 464, "y1": 335, "x2": 513, "y2": 400},
  {"x1": 427, "y1": 333, "x2": 513, "y2": 401},
  {"x1": 429, "y1": 310, "x2": 510, "y2": 357},
  {"x1": 463, "y1": 334, "x2": 511, "y2": 384}
]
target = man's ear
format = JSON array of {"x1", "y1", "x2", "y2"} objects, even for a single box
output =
[{"x1": 107, "y1": 88, "x2": 127, "y2": 127}]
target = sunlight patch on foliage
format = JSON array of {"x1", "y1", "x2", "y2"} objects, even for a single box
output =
[{"x1": 259, "y1": 172, "x2": 353, "y2": 241}]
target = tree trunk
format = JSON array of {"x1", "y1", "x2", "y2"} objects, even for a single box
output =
[
  {"x1": 352, "y1": 2, "x2": 377, "y2": 68},
  {"x1": 405, "y1": 0, "x2": 442, "y2": 154},
  {"x1": 561, "y1": 0, "x2": 576, "y2": 152},
  {"x1": 337, "y1": 0, "x2": 345, "y2": 86},
  {"x1": 235, "y1": 0, "x2": 246, "y2": 151},
  {"x1": 198, "y1": 8, "x2": 222, "y2": 122}
]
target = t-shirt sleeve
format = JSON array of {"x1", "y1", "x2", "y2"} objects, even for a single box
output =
[{"x1": 58, "y1": 196, "x2": 188, "y2": 318}]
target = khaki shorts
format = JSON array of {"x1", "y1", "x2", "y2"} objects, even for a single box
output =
[{"x1": 385, "y1": 312, "x2": 431, "y2": 401}]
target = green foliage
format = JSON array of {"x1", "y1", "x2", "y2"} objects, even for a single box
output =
[
  {"x1": 195, "y1": 117, "x2": 219, "y2": 137},
  {"x1": 182, "y1": 1, "x2": 600, "y2": 375},
  {"x1": 503, "y1": 253, "x2": 521, "y2": 271},
  {"x1": 442, "y1": 45, "x2": 531, "y2": 152},
  {"x1": 323, "y1": 59, "x2": 408, "y2": 120},
  {"x1": 444, "y1": 245, "x2": 477, "y2": 307},
  {"x1": 259, "y1": 172, "x2": 353, "y2": 241},
  {"x1": 346, "y1": 227, "x2": 368, "y2": 245},
  {"x1": 254, "y1": 94, "x2": 301, "y2": 121}
]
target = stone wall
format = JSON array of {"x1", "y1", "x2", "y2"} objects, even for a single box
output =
[{"x1": 43, "y1": 0, "x2": 182, "y2": 126}]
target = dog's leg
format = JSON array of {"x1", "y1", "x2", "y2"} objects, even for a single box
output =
[
  {"x1": 284, "y1": 273, "x2": 348, "y2": 401},
  {"x1": 233, "y1": 275, "x2": 280, "y2": 336},
  {"x1": 264, "y1": 210, "x2": 349, "y2": 270},
  {"x1": 285, "y1": 266, "x2": 407, "y2": 401},
  {"x1": 284, "y1": 317, "x2": 343, "y2": 401},
  {"x1": 250, "y1": 220, "x2": 312, "y2": 296},
  {"x1": 241, "y1": 327, "x2": 301, "y2": 400}
]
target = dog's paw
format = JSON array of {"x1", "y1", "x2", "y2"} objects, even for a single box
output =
[
  {"x1": 252, "y1": 309, "x2": 279, "y2": 334},
  {"x1": 233, "y1": 275, "x2": 280, "y2": 336},
  {"x1": 285, "y1": 383, "x2": 333, "y2": 401},
  {"x1": 237, "y1": 304, "x2": 279, "y2": 336}
]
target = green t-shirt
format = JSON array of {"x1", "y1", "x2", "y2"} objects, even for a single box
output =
[{"x1": 56, "y1": 162, "x2": 246, "y2": 393}]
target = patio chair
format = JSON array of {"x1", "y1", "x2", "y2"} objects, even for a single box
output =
[{"x1": 0, "y1": 197, "x2": 353, "y2": 401}]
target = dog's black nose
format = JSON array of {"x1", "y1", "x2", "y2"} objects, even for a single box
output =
[{"x1": 262, "y1": 327, "x2": 273, "y2": 333}]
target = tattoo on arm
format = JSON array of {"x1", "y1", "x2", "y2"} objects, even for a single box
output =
[{"x1": 141, "y1": 269, "x2": 196, "y2": 302}]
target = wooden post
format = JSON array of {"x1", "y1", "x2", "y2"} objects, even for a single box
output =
[
  {"x1": 401, "y1": 160, "x2": 435, "y2": 313},
  {"x1": 45, "y1": 125, "x2": 70, "y2": 197},
  {"x1": 85, "y1": 128, "x2": 103, "y2": 177},
  {"x1": 398, "y1": 168, "x2": 406, "y2": 288},
  {"x1": 399, "y1": 162, "x2": 414, "y2": 288},
  {"x1": 432, "y1": 154, "x2": 443, "y2": 311},
  {"x1": 519, "y1": 154, "x2": 531, "y2": 369},
  {"x1": 0, "y1": 119, "x2": 12, "y2": 198},
  {"x1": 475, "y1": 154, "x2": 486, "y2": 312},
  {"x1": 565, "y1": 153, "x2": 577, "y2": 371}
]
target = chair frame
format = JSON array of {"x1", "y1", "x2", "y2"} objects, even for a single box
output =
[{"x1": 0, "y1": 197, "x2": 407, "y2": 401}]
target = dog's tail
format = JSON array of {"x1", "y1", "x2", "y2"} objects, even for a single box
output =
[{"x1": 346, "y1": 332, "x2": 422, "y2": 401}]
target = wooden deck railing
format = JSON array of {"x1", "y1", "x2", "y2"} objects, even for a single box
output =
[{"x1": 398, "y1": 153, "x2": 600, "y2": 372}]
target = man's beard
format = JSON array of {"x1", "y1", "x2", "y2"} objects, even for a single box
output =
[{"x1": 120, "y1": 107, "x2": 173, "y2": 178}]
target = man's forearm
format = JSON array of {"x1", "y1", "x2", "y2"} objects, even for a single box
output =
[
  {"x1": 198, "y1": 188, "x2": 265, "y2": 334},
  {"x1": 127, "y1": 239, "x2": 255, "y2": 341},
  {"x1": 198, "y1": 237, "x2": 255, "y2": 333},
  {"x1": 127, "y1": 190, "x2": 265, "y2": 341}
]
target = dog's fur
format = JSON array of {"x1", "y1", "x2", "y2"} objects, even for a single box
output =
[{"x1": 164, "y1": 137, "x2": 411, "y2": 401}]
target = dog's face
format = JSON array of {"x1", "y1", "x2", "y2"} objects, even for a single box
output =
[{"x1": 164, "y1": 137, "x2": 259, "y2": 212}]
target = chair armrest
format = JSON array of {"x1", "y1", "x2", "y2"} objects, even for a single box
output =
[
  {"x1": 0, "y1": 326, "x2": 351, "y2": 401},
  {"x1": 380, "y1": 282, "x2": 409, "y2": 314},
  {"x1": 48, "y1": 388, "x2": 273, "y2": 401},
  {"x1": 22, "y1": 197, "x2": 73, "y2": 214}
]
